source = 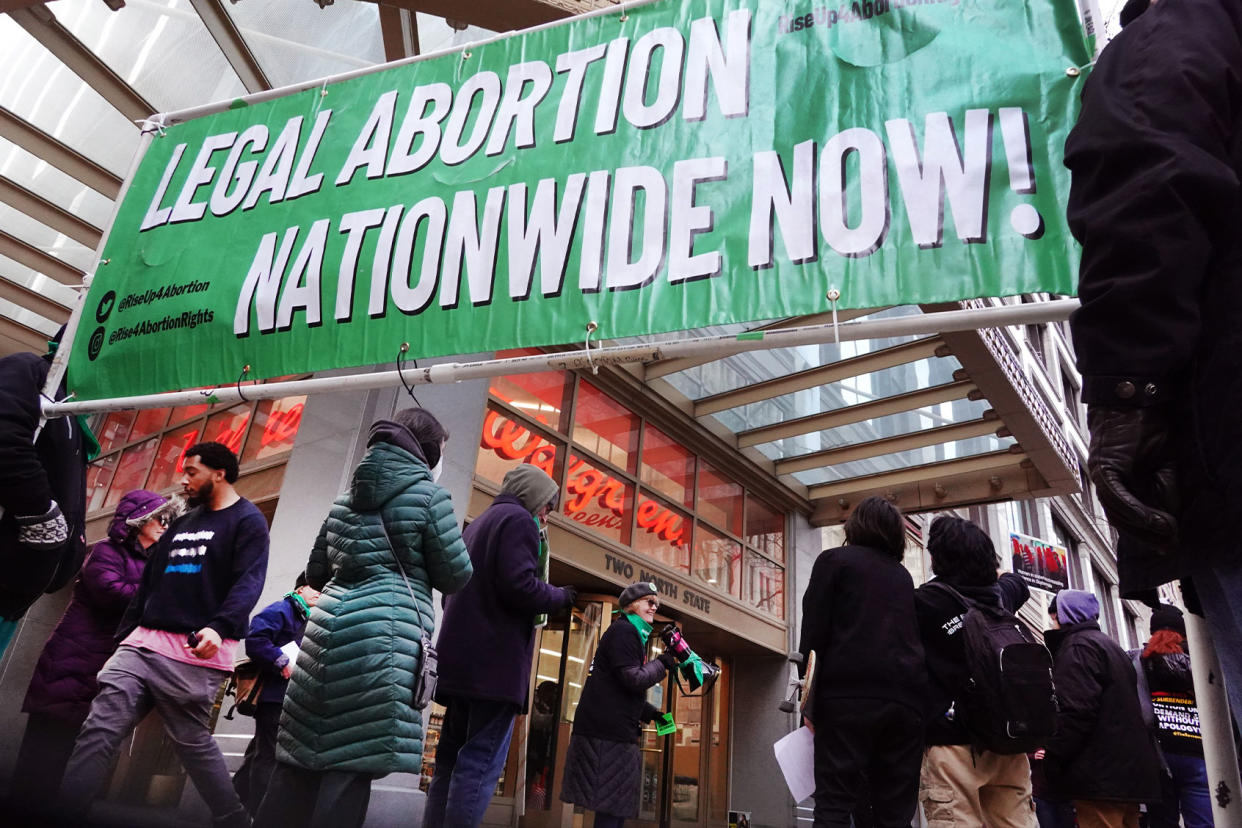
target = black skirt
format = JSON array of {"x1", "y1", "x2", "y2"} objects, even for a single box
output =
[{"x1": 559, "y1": 734, "x2": 642, "y2": 818}]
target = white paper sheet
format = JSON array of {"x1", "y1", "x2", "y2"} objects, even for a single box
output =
[
  {"x1": 280, "y1": 640, "x2": 299, "y2": 663},
  {"x1": 772, "y1": 725, "x2": 815, "y2": 804}
]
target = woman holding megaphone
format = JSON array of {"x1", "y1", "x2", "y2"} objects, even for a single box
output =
[{"x1": 560, "y1": 582, "x2": 678, "y2": 828}]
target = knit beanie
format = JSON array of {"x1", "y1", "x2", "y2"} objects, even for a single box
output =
[
  {"x1": 619, "y1": 581, "x2": 659, "y2": 609},
  {"x1": 1149, "y1": 603, "x2": 1187, "y2": 637}
]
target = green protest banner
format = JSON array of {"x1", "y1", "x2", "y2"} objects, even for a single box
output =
[{"x1": 68, "y1": 0, "x2": 1091, "y2": 401}]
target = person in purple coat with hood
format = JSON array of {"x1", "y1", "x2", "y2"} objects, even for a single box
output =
[{"x1": 10, "y1": 489, "x2": 173, "y2": 810}]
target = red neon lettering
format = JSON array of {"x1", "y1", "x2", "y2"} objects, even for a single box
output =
[{"x1": 260, "y1": 403, "x2": 303, "y2": 447}]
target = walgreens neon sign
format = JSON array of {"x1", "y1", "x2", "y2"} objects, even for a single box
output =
[{"x1": 480, "y1": 409, "x2": 688, "y2": 547}]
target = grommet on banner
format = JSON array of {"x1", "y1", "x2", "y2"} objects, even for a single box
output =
[
  {"x1": 396, "y1": 342, "x2": 424, "y2": 407},
  {"x1": 584, "y1": 321, "x2": 600, "y2": 374},
  {"x1": 826, "y1": 287, "x2": 842, "y2": 343},
  {"x1": 236, "y1": 365, "x2": 252, "y2": 402}
]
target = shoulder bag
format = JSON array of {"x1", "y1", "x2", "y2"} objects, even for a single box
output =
[{"x1": 376, "y1": 512, "x2": 438, "y2": 710}]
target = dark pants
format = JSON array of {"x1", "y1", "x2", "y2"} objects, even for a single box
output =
[
  {"x1": 1035, "y1": 796, "x2": 1077, "y2": 828},
  {"x1": 10, "y1": 712, "x2": 84, "y2": 813},
  {"x1": 594, "y1": 814, "x2": 626, "y2": 828},
  {"x1": 424, "y1": 696, "x2": 519, "y2": 828},
  {"x1": 253, "y1": 761, "x2": 372, "y2": 828},
  {"x1": 812, "y1": 698, "x2": 923, "y2": 828},
  {"x1": 231, "y1": 702, "x2": 281, "y2": 816}
]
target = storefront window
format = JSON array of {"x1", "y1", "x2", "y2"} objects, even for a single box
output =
[
  {"x1": 86, "y1": 454, "x2": 117, "y2": 512},
  {"x1": 632, "y1": 492, "x2": 691, "y2": 572},
  {"x1": 640, "y1": 424, "x2": 694, "y2": 509},
  {"x1": 488, "y1": 366, "x2": 572, "y2": 433},
  {"x1": 477, "y1": 407, "x2": 563, "y2": 487},
  {"x1": 694, "y1": 524, "x2": 740, "y2": 598},
  {"x1": 745, "y1": 495, "x2": 785, "y2": 564},
  {"x1": 242, "y1": 397, "x2": 306, "y2": 464},
  {"x1": 204, "y1": 405, "x2": 252, "y2": 457},
  {"x1": 146, "y1": 423, "x2": 203, "y2": 494},
  {"x1": 103, "y1": 439, "x2": 158, "y2": 510},
  {"x1": 564, "y1": 452, "x2": 633, "y2": 545},
  {"x1": 698, "y1": 463, "x2": 743, "y2": 536},
  {"x1": 131, "y1": 408, "x2": 169, "y2": 442},
  {"x1": 743, "y1": 550, "x2": 785, "y2": 620},
  {"x1": 572, "y1": 381, "x2": 639, "y2": 474},
  {"x1": 96, "y1": 410, "x2": 135, "y2": 454},
  {"x1": 168, "y1": 401, "x2": 209, "y2": 427}
]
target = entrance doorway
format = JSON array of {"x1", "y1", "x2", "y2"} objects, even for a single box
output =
[{"x1": 514, "y1": 594, "x2": 730, "y2": 828}]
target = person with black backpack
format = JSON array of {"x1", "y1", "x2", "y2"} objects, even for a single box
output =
[
  {"x1": 1044, "y1": 589, "x2": 1162, "y2": 827},
  {"x1": 914, "y1": 515, "x2": 1047, "y2": 827}
]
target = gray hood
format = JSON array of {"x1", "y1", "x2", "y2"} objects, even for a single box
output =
[{"x1": 500, "y1": 464, "x2": 558, "y2": 515}]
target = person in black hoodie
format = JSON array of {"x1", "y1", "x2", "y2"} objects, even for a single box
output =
[
  {"x1": 0, "y1": 332, "x2": 91, "y2": 658},
  {"x1": 1044, "y1": 589, "x2": 1162, "y2": 827},
  {"x1": 797, "y1": 496, "x2": 928, "y2": 828},
  {"x1": 913, "y1": 515, "x2": 1035, "y2": 827},
  {"x1": 560, "y1": 581, "x2": 676, "y2": 827}
]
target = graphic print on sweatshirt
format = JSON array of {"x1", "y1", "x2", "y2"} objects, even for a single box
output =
[{"x1": 165, "y1": 529, "x2": 214, "y2": 574}]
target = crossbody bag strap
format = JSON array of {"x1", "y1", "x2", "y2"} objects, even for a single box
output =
[{"x1": 374, "y1": 510, "x2": 433, "y2": 647}]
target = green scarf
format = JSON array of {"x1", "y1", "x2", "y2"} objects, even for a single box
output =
[
  {"x1": 286, "y1": 591, "x2": 311, "y2": 620},
  {"x1": 533, "y1": 516, "x2": 551, "y2": 628},
  {"x1": 624, "y1": 612, "x2": 653, "y2": 646}
]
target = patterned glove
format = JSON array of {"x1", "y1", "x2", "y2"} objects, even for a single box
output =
[{"x1": 16, "y1": 500, "x2": 69, "y2": 550}]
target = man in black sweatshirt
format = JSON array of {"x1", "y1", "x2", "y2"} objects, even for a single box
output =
[
  {"x1": 913, "y1": 516, "x2": 1034, "y2": 828},
  {"x1": 58, "y1": 442, "x2": 268, "y2": 828},
  {"x1": 797, "y1": 496, "x2": 928, "y2": 828}
]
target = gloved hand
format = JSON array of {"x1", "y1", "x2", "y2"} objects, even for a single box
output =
[
  {"x1": 657, "y1": 650, "x2": 679, "y2": 670},
  {"x1": 561, "y1": 585, "x2": 578, "y2": 608},
  {"x1": 16, "y1": 500, "x2": 69, "y2": 551},
  {"x1": 1086, "y1": 405, "x2": 1179, "y2": 552}
]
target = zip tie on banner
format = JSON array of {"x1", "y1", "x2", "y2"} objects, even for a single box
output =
[
  {"x1": 311, "y1": 80, "x2": 329, "y2": 119},
  {"x1": 235, "y1": 364, "x2": 251, "y2": 403},
  {"x1": 396, "y1": 342, "x2": 424, "y2": 407},
  {"x1": 138, "y1": 114, "x2": 167, "y2": 137},
  {"x1": 826, "y1": 287, "x2": 841, "y2": 343},
  {"x1": 584, "y1": 321, "x2": 600, "y2": 374}
]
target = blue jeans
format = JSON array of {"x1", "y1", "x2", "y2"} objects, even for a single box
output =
[
  {"x1": 1145, "y1": 753, "x2": 1213, "y2": 828},
  {"x1": 424, "y1": 697, "x2": 519, "y2": 828},
  {"x1": 1034, "y1": 796, "x2": 1076, "y2": 828}
]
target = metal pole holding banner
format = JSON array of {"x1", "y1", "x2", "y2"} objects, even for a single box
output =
[
  {"x1": 37, "y1": 124, "x2": 159, "y2": 429},
  {"x1": 44, "y1": 298, "x2": 1080, "y2": 418},
  {"x1": 1185, "y1": 608, "x2": 1242, "y2": 822}
]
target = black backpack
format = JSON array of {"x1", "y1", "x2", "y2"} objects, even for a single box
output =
[{"x1": 929, "y1": 582, "x2": 1058, "y2": 754}]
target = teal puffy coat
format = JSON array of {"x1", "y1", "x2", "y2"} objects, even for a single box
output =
[{"x1": 277, "y1": 442, "x2": 472, "y2": 774}]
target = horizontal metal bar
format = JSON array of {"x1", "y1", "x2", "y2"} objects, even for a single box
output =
[
  {"x1": 775, "y1": 415, "x2": 1001, "y2": 475},
  {"x1": 0, "y1": 106, "x2": 122, "y2": 197},
  {"x1": 737, "y1": 380, "x2": 975, "y2": 448},
  {"x1": 0, "y1": 228, "x2": 86, "y2": 285},
  {"x1": 806, "y1": 447, "x2": 1026, "y2": 500},
  {"x1": 693, "y1": 337, "x2": 944, "y2": 417},
  {"x1": 0, "y1": 175, "x2": 103, "y2": 248},
  {"x1": 48, "y1": 298, "x2": 1080, "y2": 417}
]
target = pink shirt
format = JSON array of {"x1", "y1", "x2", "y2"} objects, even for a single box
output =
[{"x1": 122, "y1": 626, "x2": 238, "y2": 673}]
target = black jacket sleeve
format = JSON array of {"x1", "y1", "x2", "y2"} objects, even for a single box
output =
[
  {"x1": 613, "y1": 623, "x2": 669, "y2": 693},
  {"x1": 1066, "y1": 1, "x2": 1242, "y2": 405},
  {"x1": 0, "y1": 354, "x2": 53, "y2": 517},
  {"x1": 797, "y1": 551, "x2": 836, "y2": 679},
  {"x1": 1047, "y1": 638, "x2": 1108, "y2": 762}
]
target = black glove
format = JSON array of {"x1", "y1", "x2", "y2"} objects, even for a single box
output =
[
  {"x1": 657, "y1": 650, "x2": 678, "y2": 670},
  {"x1": 561, "y1": 585, "x2": 578, "y2": 608},
  {"x1": 1086, "y1": 405, "x2": 1178, "y2": 552},
  {"x1": 15, "y1": 499, "x2": 69, "y2": 551}
]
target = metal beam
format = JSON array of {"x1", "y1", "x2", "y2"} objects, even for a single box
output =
[
  {"x1": 810, "y1": 462, "x2": 1044, "y2": 525},
  {"x1": 774, "y1": 414, "x2": 1001, "y2": 475},
  {"x1": 0, "y1": 272, "x2": 72, "y2": 324},
  {"x1": 0, "y1": 314, "x2": 48, "y2": 354},
  {"x1": 0, "y1": 107, "x2": 122, "y2": 198},
  {"x1": 806, "y1": 447, "x2": 1026, "y2": 500},
  {"x1": 0, "y1": 228, "x2": 86, "y2": 286},
  {"x1": 362, "y1": 0, "x2": 613, "y2": 33},
  {"x1": 737, "y1": 380, "x2": 975, "y2": 448},
  {"x1": 9, "y1": 5, "x2": 157, "y2": 124},
  {"x1": 693, "y1": 337, "x2": 945, "y2": 417},
  {"x1": 188, "y1": 0, "x2": 273, "y2": 95},
  {"x1": 645, "y1": 308, "x2": 884, "y2": 380},
  {"x1": 378, "y1": 4, "x2": 420, "y2": 62},
  {"x1": 0, "y1": 176, "x2": 103, "y2": 248}
]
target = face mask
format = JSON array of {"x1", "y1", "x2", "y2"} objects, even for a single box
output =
[{"x1": 431, "y1": 458, "x2": 444, "y2": 482}]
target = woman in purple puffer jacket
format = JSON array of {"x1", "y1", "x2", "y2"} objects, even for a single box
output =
[{"x1": 10, "y1": 489, "x2": 174, "y2": 808}]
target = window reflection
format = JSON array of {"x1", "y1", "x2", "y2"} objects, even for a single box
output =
[
  {"x1": 694, "y1": 524, "x2": 740, "y2": 597},
  {"x1": 563, "y1": 453, "x2": 633, "y2": 546},
  {"x1": 104, "y1": 439, "x2": 158, "y2": 510},
  {"x1": 146, "y1": 424, "x2": 203, "y2": 494},
  {"x1": 633, "y1": 492, "x2": 691, "y2": 572},
  {"x1": 641, "y1": 424, "x2": 694, "y2": 509},
  {"x1": 698, "y1": 463, "x2": 743, "y2": 536},
  {"x1": 572, "y1": 381, "x2": 639, "y2": 474},
  {"x1": 204, "y1": 405, "x2": 252, "y2": 457},
  {"x1": 477, "y1": 407, "x2": 562, "y2": 487},
  {"x1": 745, "y1": 495, "x2": 785, "y2": 564},
  {"x1": 488, "y1": 368, "x2": 571, "y2": 433},
  {"x1": 744, "y1": 550, "x2": 785, "y2": 620},
  {"x1": 242, "y1": 397, "x2": 306, "y2": 464}
]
